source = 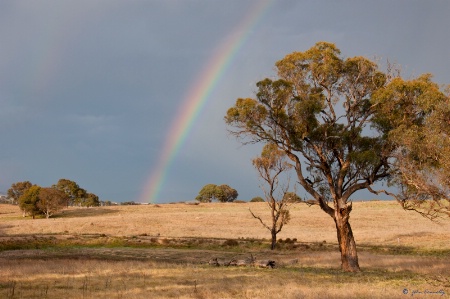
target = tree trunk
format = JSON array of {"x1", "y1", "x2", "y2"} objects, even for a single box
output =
[
  {"x1": 334, "y1": 208, "x2": 360, "y2": 272},
  {"x1": 270, "y1": 229, "x2": 277, "y2": 250}
]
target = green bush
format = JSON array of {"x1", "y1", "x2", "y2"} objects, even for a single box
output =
[{"x1": 250, "y1": 196, "x2": 264, "y2": 202}]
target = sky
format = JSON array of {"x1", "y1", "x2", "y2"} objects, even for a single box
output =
[{"x1": 1, "y1": 0, "x2": 449, "y2": 203}]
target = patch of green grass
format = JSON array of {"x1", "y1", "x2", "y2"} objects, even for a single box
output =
[
  {"x1": 358, "y1": 243, "x2": 450, "y2": 257},
  {"x1": 2, "y1": 235, "x2": 450, "y2": 260},
  {"x1": 0, "y1": 237, "x2": 58, "y2": 251}
]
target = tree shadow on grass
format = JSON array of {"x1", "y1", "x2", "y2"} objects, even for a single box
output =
[
  {"x1": 0, "y1": 223, "x2": 14, "y2": 236},
  {"x1": 55, "y1": 208, "x2": 119, "y2": 218}
]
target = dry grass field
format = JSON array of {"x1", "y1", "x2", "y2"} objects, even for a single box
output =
[{"x1": 0, "y1": 201, "x2": 449, "y2": 298}]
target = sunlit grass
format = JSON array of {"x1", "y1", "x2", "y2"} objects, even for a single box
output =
[
  {"x1": 0, "y1": 202, "x2": 449, "y2": 298},
  {"x1": 0, "y1": 258, "x2": 442, "y2": 299}
]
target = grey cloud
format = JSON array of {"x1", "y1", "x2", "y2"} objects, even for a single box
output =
[{"x1": 1, "y1": 1, "x2": 449, "y2": 202}]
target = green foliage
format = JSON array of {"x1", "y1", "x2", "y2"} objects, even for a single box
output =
[
  {"x1": 37, "y1": 188, "x2": 69, "y2": 219},
  {"x1": 120, "y1": 201, "x2": 139, "y2": 205},
  {"x1": 13, "y1": 177, "x2": 100, "y2": 218},
  {"x1": 225, "y1": 41, "x2": 448, "y2": 269},
  {"x1": 83, "y1": 193, "x2": 100, "y2": 207},
  {"x1": 53, "y1": 178, "x2": 100, "y2": 207},
  {"x1": 216, "y1": 184, "x2": 239, "y2": 202},
  {"x1": 195, "y1": 184, "x2": 238, "y2": 202},
  {"x1": 372, "y1": 75, "x2": 450, "y2": 217},
  {"x1": 225, "y1": 41, "x2": 398, "y2": 210},
  {"x1": 372, "y1": 75, "x2": 445, "y2": 135},
  {"x1": 54, "y1": 179, "x2": 82, "y2": 206},
  {"x1": 195, "y1": 184, "x2": 217, "y2": 202},
  {"x1": 18, "y1": 186, "x2": 70, "y2": 219},
  {"x1": 250, "y1": 196, "x2": 264, "y2": 202},
  {"x1": 18, "y1": 185, "x2": 42, "y2": 219},
  {"x1": 226, "y1": 41, "x2": 450, "y2": 270},
  {"x1": 7, "y1": 181, "x2": 32, "y2": 205}
]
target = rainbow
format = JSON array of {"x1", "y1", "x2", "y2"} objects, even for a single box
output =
[{"x1": 139, "y1": 1, "x2": 273, "y2": 203}]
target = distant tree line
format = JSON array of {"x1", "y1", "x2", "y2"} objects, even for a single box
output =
[
  {"x1": 7, "y1": 179, "x2": 100, "y2": 219},
  {"x1": 120, "y1": 201, "x2": 139, "y2": 205}
]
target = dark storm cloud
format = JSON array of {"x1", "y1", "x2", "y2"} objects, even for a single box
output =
[{"x1": 1, "y1": 0, "x2": 449, "y2": 202}]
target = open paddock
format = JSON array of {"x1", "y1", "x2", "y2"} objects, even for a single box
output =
[{"x1": 0, "y1": 201, "x2": 449, "y2": 298}]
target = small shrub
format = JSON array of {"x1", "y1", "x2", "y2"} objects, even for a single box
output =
[
  {"x1": 250, "y1": 197, "x2": 264, "y2": 202},
  {"x1": 285, "y1": 243, "x2": 297, "y2": 250},
  {"x1": 222, "y1": 239, "x2": 239, "y2": 247}
]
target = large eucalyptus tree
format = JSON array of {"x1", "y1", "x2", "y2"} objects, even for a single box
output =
[{"x1": 225, "y1": 42, "x2": 449, "y2": 272}]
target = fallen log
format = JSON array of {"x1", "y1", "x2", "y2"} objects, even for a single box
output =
[
  {"x1": 254, "y1": 260, "x2": 276, "y2": 269},
  {"x1": 208, "y1": 256, "x2": 276, "y2": 268},
  {"x1": 229, "y1": 259, "x2": 248, "y2": 267}
]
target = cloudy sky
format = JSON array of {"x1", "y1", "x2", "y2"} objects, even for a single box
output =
[{"x1": 1, "y1": 0, "x2": 449, "y2": 203}]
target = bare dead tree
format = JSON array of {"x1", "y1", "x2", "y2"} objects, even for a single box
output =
[{"x1": 250, "y1": 143, "x2": 293, "y2": 250}]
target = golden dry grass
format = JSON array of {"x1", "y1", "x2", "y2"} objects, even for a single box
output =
[
  {"x1": 1, "y1": 201, "x2": 449, "y2": 250},
  {"x1": 0, "y1": 257, "x2": 437, "y2": 299},
  {"x1": 0, "y1": 201, "x2": 449, "y2": 298}
]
